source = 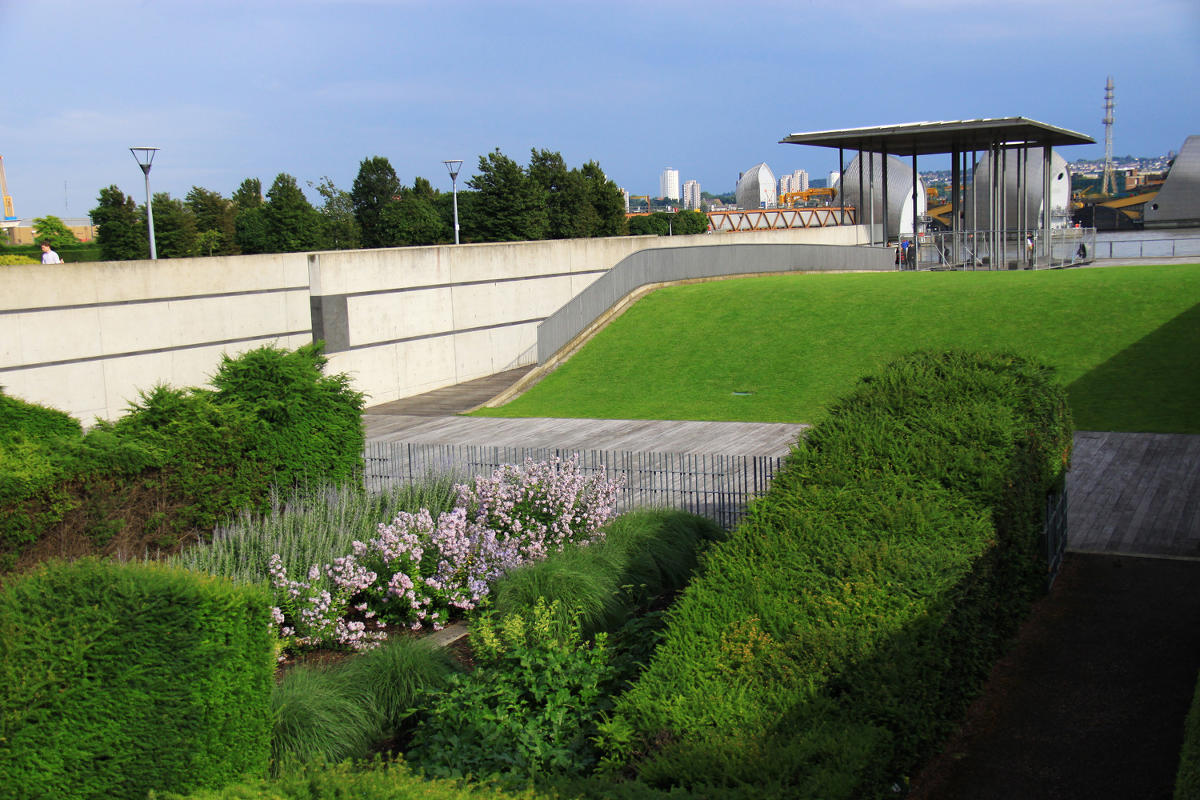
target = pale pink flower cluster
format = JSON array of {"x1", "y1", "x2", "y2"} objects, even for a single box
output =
[
  {"x1": 267, "y1": 458, "x2": 624, "y2": 650},
  {"x1": 458, "y1": 455, "x2": 624, "y2": 560},
  {"x1": 268, "y1": 553, "x2": 387, "y2": 652}
]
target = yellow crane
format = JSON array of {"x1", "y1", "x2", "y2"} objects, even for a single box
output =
[
  {"x1": 779, "y1": 187, "x2": 836, "y2": 206},
  {"x1": 0, "y1": 155, "x2": 16, "y2": 221}
]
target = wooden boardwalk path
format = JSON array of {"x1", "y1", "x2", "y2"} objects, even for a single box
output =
[{"x1": 1067, "y1": 431, "x2": 1200, "y2": 559}]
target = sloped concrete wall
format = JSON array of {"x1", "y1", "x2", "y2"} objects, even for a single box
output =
[{"x1": 1, "y1": 225, "x2": 872, "y2": 424}]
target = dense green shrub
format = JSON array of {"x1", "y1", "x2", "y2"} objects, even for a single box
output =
[
  {"x1": 1, "y1": 343, "x2": 365, "y2": 570},
  {"x1": 408, "y1": 599, "x2": 616, "y2": 779},
  {"x1": 604, "y1": 350, "x2": 1072, "y2": 798},
  {"x1": 1177, "y1": 670, "x2": 1200, "y2": 800},
  {"x1": 158, "y1": 759, "x2": 540, "y2": 800},
  {"x1": 0, "y1": 558, "x2": 274, "y2": 800},
  {"x1": 107, "y1": 342, "x2": 364, "y2": 531}
]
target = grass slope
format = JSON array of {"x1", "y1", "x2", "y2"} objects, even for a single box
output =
[{"x1": 474, "y1": 264, "x2": 1200, "y2": 432}]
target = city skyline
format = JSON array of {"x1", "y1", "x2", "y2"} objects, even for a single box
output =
[{"x1": 2, "y1": 0, "x2": 1197, "y2": 219}]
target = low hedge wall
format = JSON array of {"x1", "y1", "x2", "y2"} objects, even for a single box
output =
[
  {"x1": 1177, "y1": 671, "x2": 1200, "y2": 799},
  {"x1": 0, "y1": 558, "x2": 275, "y2": 800},
  {"x1": 605, "y1": 350, "x2": 1072, "y2": 798}
]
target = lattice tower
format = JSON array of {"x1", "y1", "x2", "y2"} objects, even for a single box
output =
[{"x1": 1101, "y1": 76, "x2": 1116, "y2": 195}]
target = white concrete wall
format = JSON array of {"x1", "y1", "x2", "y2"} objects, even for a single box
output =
[
  {"x1": 1, "y1": 254, "x2": 311, "y2": 425},
  {"x1": 1, "y1": 225, "x2": 870, "y2": 424}
]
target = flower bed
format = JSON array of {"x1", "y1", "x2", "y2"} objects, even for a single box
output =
[{"x1": 267, "y1": 456, "x2": 624, "y2": 654}]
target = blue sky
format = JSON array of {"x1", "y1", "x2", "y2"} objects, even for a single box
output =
[{"x1": 2, "y1": 0, "x2": 1197, "y2": 219}]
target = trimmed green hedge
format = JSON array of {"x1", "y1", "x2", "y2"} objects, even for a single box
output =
[
  {"x1": 1177, "y1": 671, "x2": 1200, "y2": 799},
  {"x1": 0, "y1": 558, "x2": 275, "y2": 800},
  {"x1": 0, "y1": 342, "x2": 364, "y2": 569},
  {"x1": 605, "y1": 350, "x2": 1073, "y2": 798}
]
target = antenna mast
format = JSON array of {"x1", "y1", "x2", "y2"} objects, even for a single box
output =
[{"x1": 1101, "y1": 76, "x2": 1116, "y2": 195}]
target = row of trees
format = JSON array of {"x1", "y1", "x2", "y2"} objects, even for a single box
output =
[{"x1": 88, "y1": 149, "x2": 672, "y2": 261}]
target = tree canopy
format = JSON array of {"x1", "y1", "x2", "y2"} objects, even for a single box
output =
[
  {"x1": 91, "y1": 186, "x2": 147, "y2": 260},
  {"x1": 351, "y1": 156, "x2": 401, "y2": 249},
  {"x1": 32, "y1": 215, "x2": 79, "y2": 250}
]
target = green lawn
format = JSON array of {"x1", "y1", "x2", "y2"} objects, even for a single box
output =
[{"x1": 473, "y1": 264, "x2": 1200, "y2": 433}]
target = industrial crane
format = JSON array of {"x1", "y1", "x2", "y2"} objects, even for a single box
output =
[
  {"x1": 779, "y1": 187, "x2": 836, "y2": 206},
  {"x1": 0, "y1": 155, "x2": 16, "y2": 222}
]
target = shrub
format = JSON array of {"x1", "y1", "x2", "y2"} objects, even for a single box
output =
[
  {"x1": 157, "y1": 758, "x2": 540, "y2": 800},
  {"x1": 0, "y1": 558, "x2": 274, "y2": 800},
  {"x1": 407, "y1": 599, "x2": 616, "y2": 779},
  {"x1": 1177, "y1": 670, "x2": 1200, "y2": 800},
  {"x1": 604, "y1": 350, "x2": 1072, "y2": 798},
  {"x1": 335, "y1": 635, "x2": 460, "y2": 737}
]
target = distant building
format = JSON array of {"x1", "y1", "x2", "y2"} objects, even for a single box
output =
[
  {"x1": 621, "y1": 188, "x2": 630, "y2": 213},
  {"x1": 778, "y1": 175, "x2": 792, "y2": 196},
  {"x1": 5, "y1": 218, "x2": 97, "y2": 245},
  {"x1": 682, "y1": 179, "x2": 702, "y2": 210},
  {"x1": 735, "y1": 163, "x2": 777, "y2": 209},
  {"x1": 660, "y1": 168, "x2": 680, "y2": 201},
  {"x1": 793, "y1": 169, "x2": 809, "y2": 192},
  {"x1": 828, "y1": 171, "x2": 840, "y2": 191}
]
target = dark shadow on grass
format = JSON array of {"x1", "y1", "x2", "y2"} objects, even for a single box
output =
[{"x1": 1066, "y1": 301, "x2": 1200, "y2": 433}]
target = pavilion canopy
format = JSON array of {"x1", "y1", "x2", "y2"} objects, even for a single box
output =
[{"x1": 780, "y1": 117, "x2": 1094, "y2": 155}]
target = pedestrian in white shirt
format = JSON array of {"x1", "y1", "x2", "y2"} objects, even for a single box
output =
[{"x1": 40, "y1": 243, "x2": 62, "y2": 264}]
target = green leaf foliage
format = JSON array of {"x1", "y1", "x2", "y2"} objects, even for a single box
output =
[
  {"x1": 0, "y1": 558, "x2": 274, "y2": 800},
  {"x1": 605, "y1": 350, "x2": 1073, "y2": 798},
  {"x1": 1177, "y1": 671, "x2": 1200, "y2": 800}
]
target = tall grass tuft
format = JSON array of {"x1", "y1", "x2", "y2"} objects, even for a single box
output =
[
  {"x1": 270, "y1": 665, "x2": 378, "y2": 772},
  {"x1": 489, "y1": 546, "x2": 626, "y2": 638},
  {"x1": 172, "y1": 473, "x2": 461, "y2": 584},
  {"x1": 335, "y1": 635, "x2": 461, "y2": 736}
]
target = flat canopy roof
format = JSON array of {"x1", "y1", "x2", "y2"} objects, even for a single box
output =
[{"x1": 780, "y1": 117, "x2": 1095, "y2": 155}]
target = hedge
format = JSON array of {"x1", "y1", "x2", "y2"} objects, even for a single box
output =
[
  {"x1": 605, "y1": 350, "x2": 1073, "y2": 798},
  {"x1": 0, "y1": 558, "x2": 275, "y2": 800},
  {"x1": 0, "y1": 342, "x2": 364, "y2": 570},
  {"x1": 1177, "y1": 671, "x2": 1200, "y2": 799}
]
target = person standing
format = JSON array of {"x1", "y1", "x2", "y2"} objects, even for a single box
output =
[{"x1": 40, "y1": 243, "x2": 62, "y2": 264}]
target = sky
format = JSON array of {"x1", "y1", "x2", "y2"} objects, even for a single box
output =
[{"x1": 2, "y1": 0, "x2": 1198, "y2": 220}]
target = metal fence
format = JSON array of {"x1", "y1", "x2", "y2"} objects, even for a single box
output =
[
  {"x1": 917, "y1": 227, "x2": 1097, "y2": 270},
  {"x1": 362, "y1": 441, "x2": 784, "y2": 530},
  {"x1": 1091, "y1": 236, "x2": 1200, "y2": 260}
]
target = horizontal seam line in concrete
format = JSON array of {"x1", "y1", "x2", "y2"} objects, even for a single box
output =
[
  {"x1": 342, "y1": 317, "x2": 546, "y2": 352},
  {"x1": 0, "y1": 285, "x2": 311, "y2": 316},
  {"x1": 330, "y1": 269, "x2": 610, "y2": 299},
  {"x1": 0, "y1": 330, "x2": 312, "y2": 372}
]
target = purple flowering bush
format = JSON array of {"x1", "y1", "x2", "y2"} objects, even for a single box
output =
[{"x1": 267, "y1": 456, "x2": 623, "y2": 653}]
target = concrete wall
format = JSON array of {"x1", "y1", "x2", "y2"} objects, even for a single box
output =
[
  {"x1": 1, "y1": 225, "x2": 874, "y2": 424},
  {"x1": 0, "y1": 254, "x2": 310, "y2": 424}
]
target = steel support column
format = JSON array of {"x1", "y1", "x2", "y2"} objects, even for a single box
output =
[{"x1": 881, "y1": 143, "x2": 890, "y2": 247}]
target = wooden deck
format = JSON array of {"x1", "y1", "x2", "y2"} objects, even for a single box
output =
[{"x1": 1067, "y1": 431, "x2": 1200, "y2": 559}]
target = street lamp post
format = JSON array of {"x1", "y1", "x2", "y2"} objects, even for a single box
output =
[
  {"x1": 443, "y1": 159, "x2": 463, "y2": 245},
  {"x1": 129, "y1": 147, "x2": 159, "y2": 260}
]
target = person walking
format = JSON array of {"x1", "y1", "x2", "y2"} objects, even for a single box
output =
[{"x1": 40, "y1": 243, "x2": 62, "y2": 264}]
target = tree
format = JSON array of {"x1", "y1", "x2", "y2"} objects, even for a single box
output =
[
  {"x1": 580, "y1": 161, "x2": 628, "y2": 236},
  {"x1": 262, "y1": 173, "x2": 324, "y2": 253},
  {"x1": 186, "y1": 187, "x2": 238, "y2": 255},
  {"x1": 149, "y1": 192, "x2": 199, "y2": 258},
  {"x1": 91, "y1": 185, "x2": 147, "y2": 260},
  {"x1": 232, "y1": 178, "x2": 268, "y2": 254},
  {"x1": 381, "y1": 182, "x2": 449, "y2": 246},
  {"x1": 32, "y1": 215, "x2": 79, "y2": 250},
  {"x1": 528, "y1": 149, "x2": 592, "y2": 239},
  {"x1": 671, "y1": 210, "x2": 709, "y2": 235},
  {"x1": 310, "y1": 176, "x2": 360, "y2": 251},
  {"x1": 351, "y1": 156, "x2": 401, "y2": 249},
  {"x1": 466, "y1": 148, "x2": 547, "y2": 242},
  {"x1": 628, "y1": 213, "x2": 671, "y2": 236},
  {"x1": 232, "y1": 178, "x2": 263, "y2": 210}
]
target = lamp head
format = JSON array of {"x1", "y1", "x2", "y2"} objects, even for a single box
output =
[
  {"x1": 443, "y1": 159, "x2": 463, "y2": 181},
  {"x1": 130, "y1": 146, "x2": 160, "y2": 175}
]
